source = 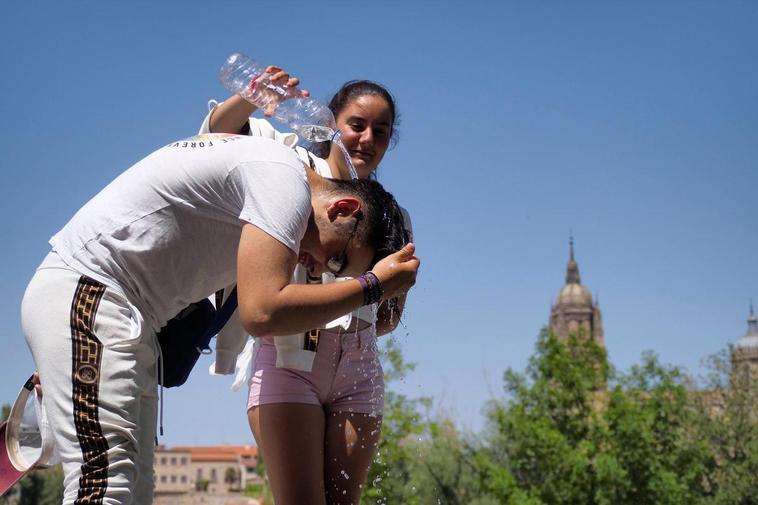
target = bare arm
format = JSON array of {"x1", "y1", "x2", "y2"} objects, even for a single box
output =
[
  {"x1": 208, "y1": 94, "x2": 259, "y2": 134},
  {"x1": 237, "y1": 224, "x2": 418, "y2": 336}
]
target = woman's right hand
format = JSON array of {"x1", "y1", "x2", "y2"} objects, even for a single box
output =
[
  {"x1": 258, "y1": 65, "x2": 310, "y2": 117},
  {"x1": 210, "y1": 65, "x2": 310, "y2": 134},
  {"x1": 371, "y1": 243, "x2": 420, "y2": 300}
]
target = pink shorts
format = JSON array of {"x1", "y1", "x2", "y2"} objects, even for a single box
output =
[{"x1": 247, "y1": 327, "x2": 384, "y2": 416}]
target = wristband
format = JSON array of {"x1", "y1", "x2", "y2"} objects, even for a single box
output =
[
  {"x1": 356, "y1": 274, "x2": 370, "y2": 305},
  {"x1": 365, "y1": 271, "x2": 383, "y2": 305},
  {"x1": 357, "y1": 271, "x2": 384, "y2": 306}
]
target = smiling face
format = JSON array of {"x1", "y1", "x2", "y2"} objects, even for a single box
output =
[{"x1": 333, "y1": 95, "x2": 394, "y2": 179}]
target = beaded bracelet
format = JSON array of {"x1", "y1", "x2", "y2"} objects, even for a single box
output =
[{"x1": 357, "y1": 271, "x2": 384, "y2": 305}]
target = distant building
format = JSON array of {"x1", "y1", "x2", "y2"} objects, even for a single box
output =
[
  {"x1": 549, "y1": 237, "x2": 605, "y2": 348},
  {"x1": 154, "y1": 448, "x2": 193, "y2": 494},
  {"x1": 698, "y1": 303, "x2": 758, "y2": 417},
  {"x1": 154, "y1": 444, "x2": 260, "y2": 497},
  {"x1": 732, "y1": 302, "x2": 758, "y2": 378},
  {"x1": 544, "y1": 237, "x2": 758, "y2": 419}
]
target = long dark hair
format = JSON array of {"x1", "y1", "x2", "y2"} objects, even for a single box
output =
[{"x1": 310, "y1": 80, "x2": 400, "y2": 159}]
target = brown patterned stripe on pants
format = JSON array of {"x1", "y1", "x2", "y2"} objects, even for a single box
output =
[{"x1": 70, "y1": 276, "x2": 108, "y2": 504}]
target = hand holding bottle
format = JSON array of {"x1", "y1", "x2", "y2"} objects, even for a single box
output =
[
  {"x1": 247, "y1": 64, "x2": 310, "y2": 117},
  {"x1": 219, "y1": 53, "x2": 336, "y2": 141}
]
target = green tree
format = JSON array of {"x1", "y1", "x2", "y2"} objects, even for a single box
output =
[
  {"x1": 479, "y1": 329, "x2": 608, "y2": 504},
  {"x1": 14, "y1": 466, "x2": 63, "y2": 505},
  {"x1": 691, "y1": 349, "x2": 758, "y2": 504},
  {"x1": 407, "y1": 419, "x2": 500, "y2": 505},
  {"x1": 224, "y1": 466, "x2": 241, "y2": 489},
  {"x1": 34, "y1": 466, "x2": 64, "y2": 505},
  {"x1": 245, "y1": 447, "x2": 273, "y2": 502},
  {"x1": 479, "y1": 328, "x2": 712, "y2": 505},
  {"x1": 598, "y1": 351, "x2": 710, "y2": 504},
  {"x1": 16, "y1": 473, "x2": 44, "y2": 505},
  {"x1": 361, "y1": 337, "x2": 433, "y2": 505}
]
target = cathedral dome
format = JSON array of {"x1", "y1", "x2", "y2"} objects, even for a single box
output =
[
  {"x1": 548, "y1": 236, "x2": 605, "y2": 348},
  {"x1": 554, "y1": 238, "x2": 593, "y2": 308},
  {"x1": 557, "y1": 282, "x2": 593, "y2": 307},
  {"x1": 736, "y1": 303, "x2": 758, "y2": 350}
]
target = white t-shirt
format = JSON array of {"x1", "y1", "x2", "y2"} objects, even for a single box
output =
[
  {"x1": 199, "y1": 104, "x2": 413, "y2": 374},
  {"x1": 50, "y1": 134, "x2": 310, "y2": 333},
  {"x1": 198, "y1": 106, "x2": 374, "y2": 327}
]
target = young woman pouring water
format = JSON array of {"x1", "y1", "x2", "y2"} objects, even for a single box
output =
[{"x1": 202, "y1": 66, "x2": 412, "y2": 504}]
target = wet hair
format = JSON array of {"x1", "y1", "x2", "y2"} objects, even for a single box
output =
[
  {"x1": 326, "y1": 177, "x2": 410, "y2": 267},
  {"x1": 310, "y1": 80, "x2": 400, "y2": 159}
]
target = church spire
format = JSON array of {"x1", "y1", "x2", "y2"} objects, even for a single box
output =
[
  {"x1": 569, "y1": 234, "x2": 575, "y2": 261},
  {"x1": 747, "y1": 299, "x2": 758, "y2": 337},
  {"x1": 565, "y1": 235, "x2": 581, "y2": 285},
  {"x1": 549, "y1": 234, "x2": 605, "y2": 354}
]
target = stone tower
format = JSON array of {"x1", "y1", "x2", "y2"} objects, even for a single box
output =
[
  {"x1": 733, "y1": 302, "x2": 758, "y2": 377},
  {"x1": 549, "y1": 238, "x2": 605, "y2": 348}
]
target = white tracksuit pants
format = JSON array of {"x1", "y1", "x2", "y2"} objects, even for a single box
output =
[{"x1": 21, "y1": 253, "x2": 158, "y2": 504}]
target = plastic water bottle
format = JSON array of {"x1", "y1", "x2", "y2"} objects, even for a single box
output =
[{"x1": 219, "y1": 52, "x2": 336, "y2": 142}]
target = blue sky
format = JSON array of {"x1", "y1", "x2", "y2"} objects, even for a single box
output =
[{"x1": 1, "y1": 1, "x2": 756, "y2": 444}]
